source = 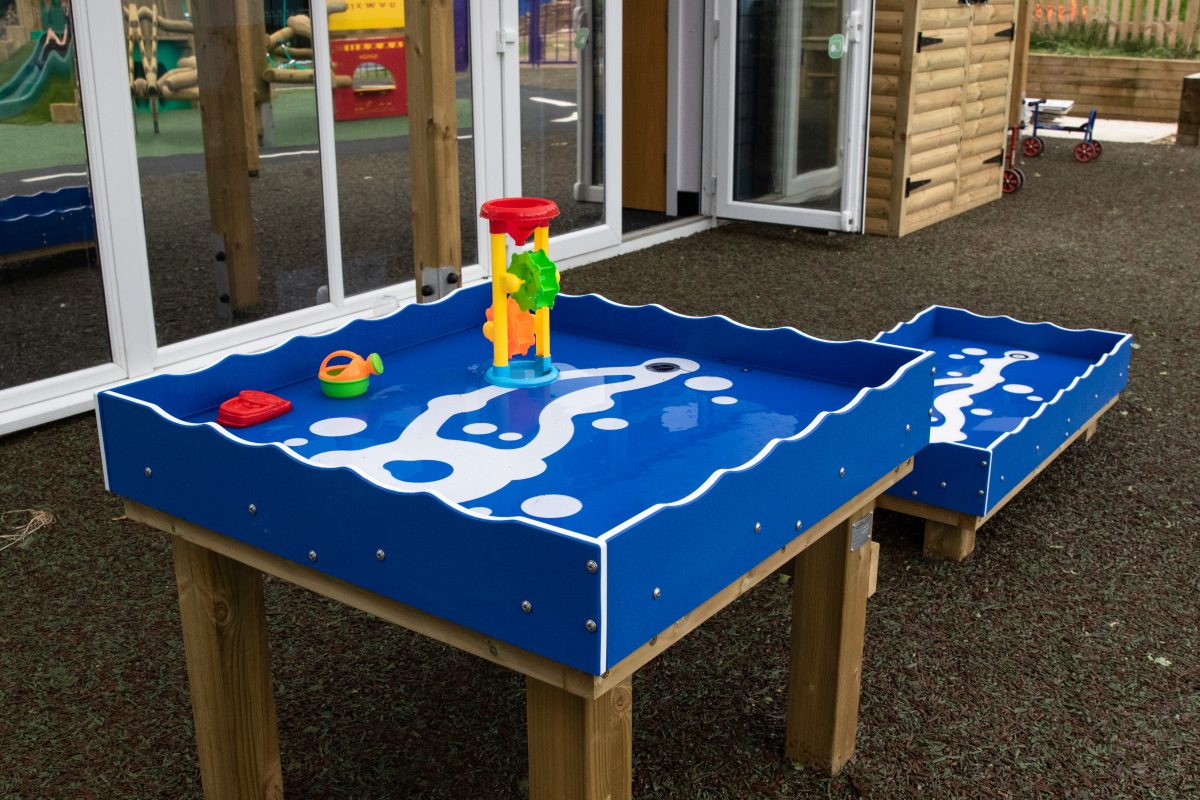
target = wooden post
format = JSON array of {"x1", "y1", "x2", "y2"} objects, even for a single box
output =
[
  {"x1": 190, "y1": 0, "x2": 260, "y2": 310},
  {"x1": 1009, "y1": 0, "x2": 1035, "y2": 127},
  {"x1": 236, "y1": 0, "x2": 267, "y2": 175},
  {"x1": 172, "y1": 537, "x2": 282, "y2": 800},
  {"x1": 405, "y1": 0, "x2": 462, "y2": 300},
  {"x1": 786, "y1": 504, "x2": 873, "y2": 773},
  {"x1": 526, "y1": 676, "x2": 633, "y2": 800},
  {"x1": 1178, "y1": 73, "x2": 1200, "y2": 147},
  {"x1": 923, "y1": 518, "x2": 978, "y2": 562}
]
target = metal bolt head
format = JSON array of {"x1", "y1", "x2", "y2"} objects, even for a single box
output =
[
  {"x1": 248, "y1": 504, "x2": 257, "y2": 515},
  {"x1": 521, "y1": 600, "x2": 532, "y2": 613},
  {"x1": 978, "y1": 490, "x2": 985, "y2": 496},
  {"x1": 754, "y1": 521, "x2": 762, "y2": 533},
  {"x1": 795, "y1": 520, "x2": 803, "y2": 531},
  {"x1": 375, "y1": 549, "x2": 386, "y2": 561},
  {"x1": 585, "y1": 619, "x2": 598, "y2": 633},
  {"x1": 1000, "y1": 475, "x2": 1006, "y2": 481},
  {"x1": 911, "y1": 490, "x2": 919, "y2": 497},
  {"x1": 307, "y1": 550, "x2": 318, "y2": 562},
  {"x1": 905, "y1": 424, "x2": 912, "y2": 432},
  {"x1": 931, "y1": 366, "x2": 937, "y2": 375},
  {"x1": 981, "y1": 460, "x2": 988, "y2": 467},
  {"x1": 940, "y1": 481, "x2": 947, "y2": 489},
  {"x1": 652, "y1": 587, "x2": 662, "y2": 600},
  {"x1": 929, "y1": 408, "x2": 935, "y2": 417},
  {"x1": 586, "y1": 560, "x2": 598, "y2": 574},
  {"x1": 144, "y1": 467, "x2": 152, "y2": 477},
  {"x1": 839, "y1": 467, "x2": 846, "y2": 477}
]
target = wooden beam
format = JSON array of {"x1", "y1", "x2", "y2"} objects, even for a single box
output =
[
  {"x1": 190, "y1": 0, "x2": 260, "y2": 310},
  {"x1": 1009, "y1": 0, "x2": 1034, "y2": 126},
  {"x1": 172, "y1": 536, "x2": 282, "y2": 800},
  {"x1": 1179, "y1": 73, "x2": 1200, "y2": 146},
  {"x1": 526, "y1": 677, "x2": 633, "y2": 800},
  {"x1": 923, "y1": 518, "x2": 979, "y2": 561},
  {"x1": 786, "y1": 503, "x2": 873, "y2": 773},
  {"x1": 237, "y1": 0, "x2": 267, "y2": 175},
  {"x1": 405, "y1": 0, "x2": 462, "y2": 299}
]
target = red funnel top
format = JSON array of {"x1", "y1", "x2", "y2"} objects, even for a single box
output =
[{"x1": 480, "y1": 197, "x2": 560, "y2": 245}]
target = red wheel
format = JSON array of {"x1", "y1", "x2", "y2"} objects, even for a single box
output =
[
  {"x1": 1013, "y1": 168, "x2": 1026, "y2": 188},
  {"x1": 1074, "y1": 141, "x2": 1092, "y2": 162},
  {"x1": 1088, "y1": 141, "x2": 1102, "y2": 159},
  {"x1": 1022, "y1": 136, "x2": 1044, "y2": 158},
  {"x1": 1003, "y1": 168, "x2": 1022, "y2": 194}
]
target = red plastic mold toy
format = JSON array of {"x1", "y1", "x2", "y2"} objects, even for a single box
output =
[{"x1": 217, "y1": 390, "x2": 292, "y2": 428}]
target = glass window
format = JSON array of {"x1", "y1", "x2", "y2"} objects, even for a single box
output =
[{"x1": 0, "y1": 0, "x2": 112, "y2": 389}]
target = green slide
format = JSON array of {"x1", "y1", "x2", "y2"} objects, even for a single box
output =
[{"x1": 0, "y1": 40, "x2": 75, "y2": 120}]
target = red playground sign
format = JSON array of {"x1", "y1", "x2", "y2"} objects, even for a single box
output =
[{"x1": 331, "y1": 36, "x2": 409, "y2": 121}]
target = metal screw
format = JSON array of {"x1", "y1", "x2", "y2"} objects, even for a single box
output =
[
  {"x1": 978, "y1": 490, "x2": 985, "y2": 496},
  {"x1": 981, "y1": 460, "x2": 988, "y2": 467},
  {"x1": 248, "y1": 504, "x2": 257, "y2": 515},
  {"x1": 1000, "y1": 475, "x2": 1006, "y2": 481},
  {"x1": 652, "y1": 587, "x2": 661, "y2": 600},
  {"x1": 940, "y1": 481, "x2": 947, "y2": 489},
  {"x1": 931, "y1": 366, "x2": 937, "y2": 375},
  {"x1": 839, "y1": 467, "x2": 846, "y2": 477},
  {"x1": 905, "y1": 424, "x2": 911, "y2": 432},
  {"x1": 521, "y1": 600, "x2": 532, "y2": 613},
  {"x1": 1067, "y1": 417, "x2": 1072, "y2": 423},
  {"x1": 754, "y1": 521, "x2": 762, "y2": 533},
  {"x1": 144, "y1": 467, "x2": 152, "y2": 477},
  {"x1": 911, "y1": 490, "x2": 919, "y2": 497},
  {"x1": 586, "y1": 560, "x2": 598, "y2": 574},
  {"x1": 929, "y1": 408, "x2": 935, "y2": 417},
  {"x1": 307, "y1": 550, "x2": 318, "y2": 562},
  {"x1": 1036, "y1": 445, "x2": 1041, "y2": 451},
  {"x1": 585, "y1": 619, "x2": 598, "y2": 633},
  {"x1": 795, "y1": 520, "x2": 803, "y2": 531},
  {"x1": 375, "y1": 549, "x2": 386, "y2": 561}
]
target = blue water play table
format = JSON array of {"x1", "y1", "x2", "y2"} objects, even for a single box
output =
[
  {"x1": 98, "y1": 284, "x2": 933, "y2": 796},
  {"x1": 874, "y1": 306, "x2": 1132, "y2": 560}
]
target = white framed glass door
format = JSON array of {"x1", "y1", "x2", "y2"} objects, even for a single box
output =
[
  {"x1": 713, "y1": 0, "x2": 872, "y2": 232},
  {"x1": 477, "y1": 0, "x2": 622, "y2": 262}
]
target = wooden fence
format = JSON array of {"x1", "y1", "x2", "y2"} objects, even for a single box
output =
[
  {"x1": 1033, "y1": 1, "x2": 1200, "y2": 49},
  {"x1": 1026, "y1": 52, "x2": 1200, "y2": 119}
]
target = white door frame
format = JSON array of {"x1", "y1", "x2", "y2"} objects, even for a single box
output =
[{"x1": 711, "y1": 0, "x2": 872, "y2": 233}]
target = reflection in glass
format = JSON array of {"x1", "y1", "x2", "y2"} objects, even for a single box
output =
[
  {"x1": 127, "y1": 0, "x2": 328, "y2": 346},
  {"x1": 329, "y1": 0, "x2": 477, "y2": 298},
  {"x1": 733, "y1": 0, "x2": 844, "y2": 211},
  {"x1": 520, "y1": 0, "x2": 604, "y2": 236},
  {"x1": 0, "y1": 0, "x2": 111, "y2": 389}
]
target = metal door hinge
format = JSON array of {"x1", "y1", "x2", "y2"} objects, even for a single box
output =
[
  {"x1": 983, "y1": 151, "x2": 1004, "y2": 165},
  {"x1": 996, "y1": 25, "x2": 1016, "y2": 40},
  {"x1": 905, "y1": 177, "x2": 931, "y2": 197},
  {"x1": 916, "y1": 33, "x2": 944, "y2": 52}
]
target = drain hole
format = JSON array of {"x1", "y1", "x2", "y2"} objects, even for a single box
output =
[{"x1": 646, "y1": 362, "x2": 681, "y2": 373}]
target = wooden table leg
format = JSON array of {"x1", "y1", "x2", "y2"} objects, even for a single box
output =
[
  {"x1": 923, "y1": 518, "x2": 977, "y2": 562},
  {"x1": 786, "y1": 504, "x2": 872, "y2": 773},
  {"x1": 172, "y1": 536, "x2": 283, "y2": 800},
  {"x1": 526, "y1": 676, "x2": 633, "y2": 800}
]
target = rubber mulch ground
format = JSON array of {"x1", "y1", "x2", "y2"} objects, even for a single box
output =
[{"x1": 1, "y1": 140, "x2": 1197, "y2": 799}]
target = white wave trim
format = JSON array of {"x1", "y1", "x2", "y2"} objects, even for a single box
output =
[{"x1": 874, "y1": 304, "x2": 1131, "y2": 343}]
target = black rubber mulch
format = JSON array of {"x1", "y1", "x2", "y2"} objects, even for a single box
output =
[{"x1": 1, "y1": 140, "x2": 1197, "y2": 799}]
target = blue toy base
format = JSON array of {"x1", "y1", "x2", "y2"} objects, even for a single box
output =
[{"x1": 486, "y1": 360, "x2": 560, "y2": 388}]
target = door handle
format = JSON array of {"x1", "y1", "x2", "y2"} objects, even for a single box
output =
[
  {"x1": 496, "y1": 27, "x2": 517, "y2": 53},
  {"x1": 846, "y1": 10, "x2": 862, "y2": 43}
]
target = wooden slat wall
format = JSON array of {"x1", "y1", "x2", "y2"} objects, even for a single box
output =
[
  {"x1": 1026, "y1": 53, "x2": 1200, "y2": 121},
  {"x1": 866, "y1": 0, "x2": 1019, "y2": 237}
]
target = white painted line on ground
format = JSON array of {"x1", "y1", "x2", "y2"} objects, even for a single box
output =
[
  {"x1": 21, "y1": 171, "x2": 87, "y2": 183},
  {"x1": 260, "y1": 149, "x2": 320, "y2": 159},
  {"x1": 457, "y1": 134, "x2": 473, "y2": 140},
  {"x1": 553, "y1": 112, "x2": 579, "y2": 124},
  {"x1": 530, "y1": 96, "x2": 576, "y2": 108}
]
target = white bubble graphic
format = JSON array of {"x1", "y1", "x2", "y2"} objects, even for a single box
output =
[
  {"x1": 949, "y1": 353, "x2": 966, "y2": 360},
  {"x1": 499, "y1": 432, "x2": 523, "y2": 441},
  {"x1": 685, "y1": 376, "x2": 733, "y2": 392},
  {"x1": 592, "y1": 417, "x2": 629, "y2": 430},
  {"x1": 310, "y1": 417, "x2": 367, "y2": 437},
  {"x1": 712, "y1": 396, "x2": 738, "y2": 405},
  {"x1": 970, "y1": 408, "x2": 993, "y2": 416},
  {"x1": 283, "y1": 437, "x2": 308, "y2": 447},
  {"x1": 521, "y1": 494, "x2": 583, "y2": 519},
  {"x1": 963, "y1": 347, "x2": 988, "y2": 356},
  {"x1": 463, "y1": 422, "x2": 498, "y2": 435},
  {"x1": 1002, "y1": 384, "x2": 1034, "y2": 394}
]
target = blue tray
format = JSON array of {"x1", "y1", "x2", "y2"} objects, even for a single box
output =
[
  {"x1": 98, "y1": 283, "x2": 933, "y2": 674},
  {"x1": 0, "y1": 186, "x2": 96, "y2": 259},
  {"x1": 875, "y1": 306, "x2": 1132, "y2": 518}
]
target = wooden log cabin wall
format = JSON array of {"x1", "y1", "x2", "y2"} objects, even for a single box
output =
[{"x1": 867, "y1": 0, "x2": 1021, "y2": 237}]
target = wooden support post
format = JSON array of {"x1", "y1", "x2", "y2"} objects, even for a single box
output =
[
  {"x1": 236, "y1": 0, "x2": 267, "y2": 174},
  {"x1": 1009, "y1": 0, "x2": 1034, "y2": 127},
  {"x1": 526, "y1": 676, "x2": 633, "y2": 800},
  {"x1": 405, "y1": 0, "x2": 462, "y2": 300},
  {"x1": 786, "y1": 504, "x2": 872, "y2": 773},
  {"x1": 1178, "y1": 73, "x2": 1200, "y2": 147},
  {"x1": 190, "y1": 0, "x2": 260, "y2": 310},
  {"x1": 923, "y1": 518, "x2": 978, "y2": 562},
  {"x1": 172, "y1": 536, "x2": 282, "y2": 800}
]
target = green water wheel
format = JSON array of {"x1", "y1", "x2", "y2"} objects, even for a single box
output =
[{"x1": 507, "y1": 250, "x2": 560, "y2": 312}]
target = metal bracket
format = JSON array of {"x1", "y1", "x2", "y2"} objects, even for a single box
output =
[
  {"x1": 209, "y1": 233, "x2": 233, "y2": 320},
  {"x1": 905, "y1": 177, "x2": 932, "y2": 197},
  {"x1": 850, "y1": 512, "x2": 874, "y2": 552},
  {"x1": 420, "y1": 265, "x2": 460, "y2": 302},
  {"x1": 983, "y1": 151, "x2": 1004, "y2": 165},
  {"x1": 917, "y1": 33, "x2": 944, "y2": 52},
  {"x1": 996, "y1": 24, "x2": 1016, "y2": 40}
]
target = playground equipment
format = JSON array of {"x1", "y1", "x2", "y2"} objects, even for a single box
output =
[
  {"x1": 479, "y1": 198, "x2": 562, "y2": 388},
  {"x1": 1002, "y1": 126, "x2": 1025, "y2": 195},
  {"x1": 0, "y1": 0, "x2": 75, "y2": 121},
  {"x1": 1022, "y1": 99, "x2": 1104, "y2": 163},
  {"x1": 121, "y1": 1, "x2": 352, "y2": 132}
]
